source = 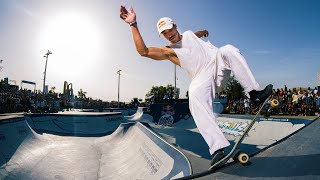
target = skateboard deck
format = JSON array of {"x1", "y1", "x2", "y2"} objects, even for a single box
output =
[{"x1": 175, "y1": 95, "x2": 278, "y2": 180}]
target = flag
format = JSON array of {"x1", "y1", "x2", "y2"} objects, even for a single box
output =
[{"x1": 21, "y1": 80, "x2": 36, "y2": 85}]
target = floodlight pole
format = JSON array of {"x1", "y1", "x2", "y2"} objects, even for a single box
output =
[
  {"x1": 43, "y1": 50, "x2": 52, "y2": 94},
  {"x1": 117, "y1": 70, "x2": 122, "y2": 107}
]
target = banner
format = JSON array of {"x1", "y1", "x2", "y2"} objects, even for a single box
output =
[{"x1": 21, "y1": 80, "x2": 36, "y2": 85}]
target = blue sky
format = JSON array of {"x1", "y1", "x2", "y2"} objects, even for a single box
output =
[{"x1": 0, "y1": 0, "x2": 319, "y2": 101}]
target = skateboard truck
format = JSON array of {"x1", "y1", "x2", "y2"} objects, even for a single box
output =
[{"x1": 263, "y1": 99, "x2": 279, "y2": 118}]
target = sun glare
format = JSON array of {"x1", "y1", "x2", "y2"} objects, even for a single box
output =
[{"x1": 40, "y1": 12, "x2": 102, "y2": 80}]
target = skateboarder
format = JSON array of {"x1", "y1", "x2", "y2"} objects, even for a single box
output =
[{"x1": 120, "y1": 6, "x2": 273, "y2": 165}]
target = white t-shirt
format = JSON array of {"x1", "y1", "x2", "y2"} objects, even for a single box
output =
[{"x1": 169, "y1": 30, "x2": 218, "y2": 79}]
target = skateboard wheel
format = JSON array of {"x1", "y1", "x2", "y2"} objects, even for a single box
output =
[
  {"x1": 270, "y1": 99, "x2": 279, "y2": 108},
  {"x1": 238, "y1": 153, "x2": 249, "y2": 164}
]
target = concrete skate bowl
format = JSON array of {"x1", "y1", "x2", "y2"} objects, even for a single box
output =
[
  {"x1": 24, "y1": 112, "x2": 127, "y2": 136},
  {"x1": 155, "y1": 113, "x2": 315, "y2": 159},
  {"x1": 0, "y1": 115, "x2": 192, "y2": 179}
]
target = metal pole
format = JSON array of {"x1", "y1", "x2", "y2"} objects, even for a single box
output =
[
  {"x1": 117, "y1": 70, "x2": 122, "y2": 107},
  {"x1": 43, "y1": 50, "x2": 52, "y2": 94}
]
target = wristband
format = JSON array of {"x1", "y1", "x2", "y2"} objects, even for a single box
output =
[{"x1": 129, "y1": 20, "x2": 137, "y2": 26}]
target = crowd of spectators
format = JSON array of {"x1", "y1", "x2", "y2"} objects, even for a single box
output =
[
  {"x1": 226, "y1": 86, "x2": 320, "y2": 116},
  {"x1": 0, "y1": 81, "x2": 125, "y2": 113},
  {"x1": 1, "y1": 86, "x2": 63, "y2": 113},
  {"x1": 1, "y1": 78, "x2": 320, "y2": 117}
]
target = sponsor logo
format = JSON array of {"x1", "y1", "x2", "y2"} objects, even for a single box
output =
[
  {"x1": 158, "y1": 105, "x2": 175, "y2": 126},
  {"x1": 260, "y1": 118, "x2": 289, "y2": 122},
  {"x1": 139, "y1": 143, "x2": 162, "y2": 174},
  {"x1": 217, "y1": 121, "x2": 249, "y2": 136},
  {"x1": 105, "y1": 117, "x2": 123, "y2": 122},
  {"x1": 158, "y1": 20, "x2": 166, "y2": 29}
]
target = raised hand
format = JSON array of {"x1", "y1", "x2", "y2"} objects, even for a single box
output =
[
  {"x1": 201, "y1": 30, "x2": 209, "y2": 38},
  {"x1": 194, "y1": 30, "x2": 209, "y2": 38},
  {"x1": 120, "y1": 5, "x2": 136, "y2": 24}
]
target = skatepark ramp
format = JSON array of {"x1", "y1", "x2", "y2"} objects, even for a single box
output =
[
  {"x1": 124, "y1": 107, "x2": 154, "y2": 123},
  {"x1": 206, "y1": 116, "x2": 320, "y2": 179},
  {"x1": 0, "y1": 115, "x2": 191, "y2": 179},
  {"x1": 124, "y1": 107, "x2": 145, "y2": 120}
]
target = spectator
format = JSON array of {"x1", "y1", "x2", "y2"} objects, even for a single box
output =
[{"x1": 244, "y1": 97, "x2": 251, "y2": 114}]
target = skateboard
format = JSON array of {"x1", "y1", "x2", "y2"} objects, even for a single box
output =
[{"x1": 175, "y1": 95, "x2": 279, "y2": 180}]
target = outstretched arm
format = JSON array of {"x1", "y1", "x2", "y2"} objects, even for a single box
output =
[
  {"x1": 194, "y1": 30, "x2": 209, "y2": 38},
  {"x1": 120, "y1": 6, "x2": 178, "y2": 64}
]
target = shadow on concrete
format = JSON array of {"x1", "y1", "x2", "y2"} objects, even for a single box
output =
[{"x1": 221, "y1": 153, "x2": 320, "y2": 178}]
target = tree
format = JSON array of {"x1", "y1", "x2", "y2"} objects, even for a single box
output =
[
  {"x1": 78, "y1": 89, "x2": 87, "y2": 100},
  {"x1": 0, "y1": 79, "x2": 5, "y2": 92},
  {"x1": 77, "y1": 89, "x2": 87, "y2": 109},
  {"x1": 49, "y1": 86, "x2": 56, "y2": 94},
  {"x1": 223, "y1": 76, "x2": 245, "y2": 100},
  {"x1": 145, "y1": 84, "x2": 175, "y2": 102}
]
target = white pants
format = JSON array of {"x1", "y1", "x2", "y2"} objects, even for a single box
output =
[{"x1": 188, "y1": 44, "x2": 260, "y2": 155}]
